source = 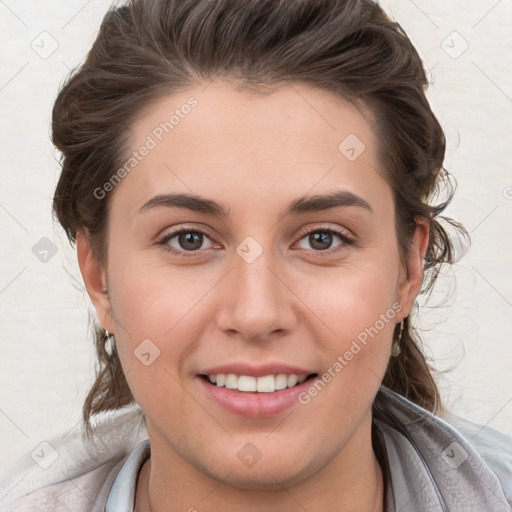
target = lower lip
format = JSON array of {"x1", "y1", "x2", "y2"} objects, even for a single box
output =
[{"x1": 197, "y1": 376, "x2": 317, "y2": 418}]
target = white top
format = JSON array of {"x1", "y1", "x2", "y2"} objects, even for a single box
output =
[
  {"x1": 105, "y1": 439, "x2": 150, "y2": 511},
  {"x1": 1, "y1": 386, "x2": 511, "y2": 511}
]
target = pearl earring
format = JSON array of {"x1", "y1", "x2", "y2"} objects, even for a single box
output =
[
  {"x1": 392, "y1": 320, "x2": 404, "y2": 357},
  {"x1": 104, "y1": 330, "x2": 116, "y2": 357}
]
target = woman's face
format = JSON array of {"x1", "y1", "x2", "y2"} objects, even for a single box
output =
[{"x1": 80, "y1": 81, "x2": 427, "y2": 490}]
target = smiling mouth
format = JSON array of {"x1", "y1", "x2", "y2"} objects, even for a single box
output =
[{"x1": 199, "y1": 373, "x2": 318, "y2": 393}]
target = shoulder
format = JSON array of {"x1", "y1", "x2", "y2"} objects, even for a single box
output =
[
  {"x1": 0, "y1": 404, "x2": 147, "y2": 512},
  {"x1": 374, "y1": 386, "x2": 512, "y2": 510},
  {"x1": 442, "y1": 410, "x2": 512, "y2": 504}
]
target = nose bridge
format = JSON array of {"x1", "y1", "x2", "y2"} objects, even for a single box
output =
[{"x1": 217, "y1": 240, "x2": 295, "y2": 341}]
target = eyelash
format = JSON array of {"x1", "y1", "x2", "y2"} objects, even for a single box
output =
[{"x1": 156, "y1": 225, "x2": 355, "y2": 257}]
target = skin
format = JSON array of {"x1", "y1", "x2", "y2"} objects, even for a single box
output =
[{"x1": 78, "y1": 80, "x2": 429, "y2": 511}]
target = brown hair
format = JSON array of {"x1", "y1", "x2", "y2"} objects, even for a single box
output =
[{"x1": 51, "y1": 0, "x2": 468, "y2": 434}]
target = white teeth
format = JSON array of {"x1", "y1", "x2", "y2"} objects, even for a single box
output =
[
  {"x1": 275, "y1": 374, "x2": 288, "y2": 390},
  {"x1": 207, "y1": 373, "x2": 309, "y2": 392},
  {"x1": 225, "y1": 373, "x2": 238, "y2": 389},
  {"x1": 287, "y1": 375, "x2": 299, "y2": 387},
  {"x1": 257, "y1": 375, "x2": 275, "y2": 393},
  {"x1": 237, "y1": 376, "x2": 257, "y2": 392}
]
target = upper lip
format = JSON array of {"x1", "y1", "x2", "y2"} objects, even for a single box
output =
[{"x1": 199, "y1": 362, "x2": 316, "y2": 378}]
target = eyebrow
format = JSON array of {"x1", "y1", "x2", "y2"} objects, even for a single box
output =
[
  {"x1": 139, "y1": 193, "x2": 229, "y2": 216},
  {"x1": 138, "y1": 190, "x2": 373, "y2": 218},
  {"x1": 282, "y1": 190, "x2": 373, "y2": 216}
]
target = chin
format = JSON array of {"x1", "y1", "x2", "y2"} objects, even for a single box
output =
[{"x1": 198, "y1": 451, "x2": 317, "y2": 492}]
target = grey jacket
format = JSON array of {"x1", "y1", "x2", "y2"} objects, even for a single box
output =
[{"x1": 1, "y1": 386, "x2": 511, "y2": 511}]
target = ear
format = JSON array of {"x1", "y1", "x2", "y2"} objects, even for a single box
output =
[
  {"x1": 76, "y1": 230, "x2": 116, "y2": 333},
  {"x1": 396, "y1": 217, "x2": 430, "y2": 319}
]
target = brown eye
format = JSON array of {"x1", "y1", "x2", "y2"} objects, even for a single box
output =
[
  {"x1": 295, "y1": 227, "x2": 354, "y2": 254},
  {"x1": 158, "y1": 228, "x2": 217, "y2": 255},
  {"x1": 176, "y1": 232, "x2": 204, "y2": 251},
  {"x1": 308, "y1": 231, "x2": 334, "y2": 251}
]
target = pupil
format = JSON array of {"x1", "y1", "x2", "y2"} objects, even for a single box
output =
[
  {"x1": 310, "y1": 232, "x2": 332, "y2": 250},
  {"x1": 179, "y1": 232, "x2": 203, "y2": 250}
]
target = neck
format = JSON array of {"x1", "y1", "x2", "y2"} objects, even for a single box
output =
[{"x1": 135, "y1": 417, "x2": 384, "y2": 512}]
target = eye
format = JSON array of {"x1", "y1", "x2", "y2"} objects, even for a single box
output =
[
  {"x1": 295, "y1": 226, "x2": 354, "y2": 253},
  {"x1": 157, "y1": 228, "x2": 218, "y2": 255},
  {"x1": 157, "y1": 225, "x2": 355, "y2": 257}
]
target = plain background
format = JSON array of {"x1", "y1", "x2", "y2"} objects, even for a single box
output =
[{"x1": 0, "y1": 0, "x2": 511, "y2": 472}]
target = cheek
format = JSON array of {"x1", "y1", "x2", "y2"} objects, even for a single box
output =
[
  {"x1": 292, "y1": 274, "x2": 398, "y2": 466},
  {"x1": 294, "y1": 256, "x2": 400, "y2": 335},
  {"x1": 107, "y1": 240, "x2": 210, "y2": 337},
  {"x1": 104, "y1": 246, "x2": 223, "y2": 401},
  {"x1": 290, "y1": 251, "x2": 401, "y2": 398},
  {"x1": 300, "y1": 269, "x2": 399, "y2": 426}
]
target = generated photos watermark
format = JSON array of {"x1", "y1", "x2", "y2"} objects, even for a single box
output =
[
  {"x1": 93, "y1": 96, "x2": 198, "y2": 200},
  {"x1": 298, "y1": 301, "x2": 403, "y2": 405}
]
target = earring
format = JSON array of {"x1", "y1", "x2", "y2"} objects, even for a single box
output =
[
  {"x1": 104, "y1": 330, "x2": 116, "y2": 357},
  {"x1": 391, "y1": 320, "x2": 404, "y2": 357}
]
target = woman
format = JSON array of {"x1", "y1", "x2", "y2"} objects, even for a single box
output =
[{"x1": 1, "y1": 0, "x2": 511, "y2": 510}]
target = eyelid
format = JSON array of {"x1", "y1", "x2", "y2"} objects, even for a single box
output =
[
  {"x1": 156, "y1": 223, "x2": 356, "y2": 256},
  {"x1": 296, "y1": 224, "x2": 355, "y2": 243},
  {"x1": 293, "y1": 224, "x2": 356, "y2": 253},
  {"x1": 156, "y1": 226, "x2": 220, "y2": 257}
]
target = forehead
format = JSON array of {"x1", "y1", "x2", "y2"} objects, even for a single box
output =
[
  {"x1": 131, "y1": 80, "x2": 376, "y2": 154},
  {"x1": 113, "y1": 80, "x2": 389, "y2": 215}
]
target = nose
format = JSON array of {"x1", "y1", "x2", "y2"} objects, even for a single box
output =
[{"x1": 216, "y1": 245, "x2": 297, "y2": 343}]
